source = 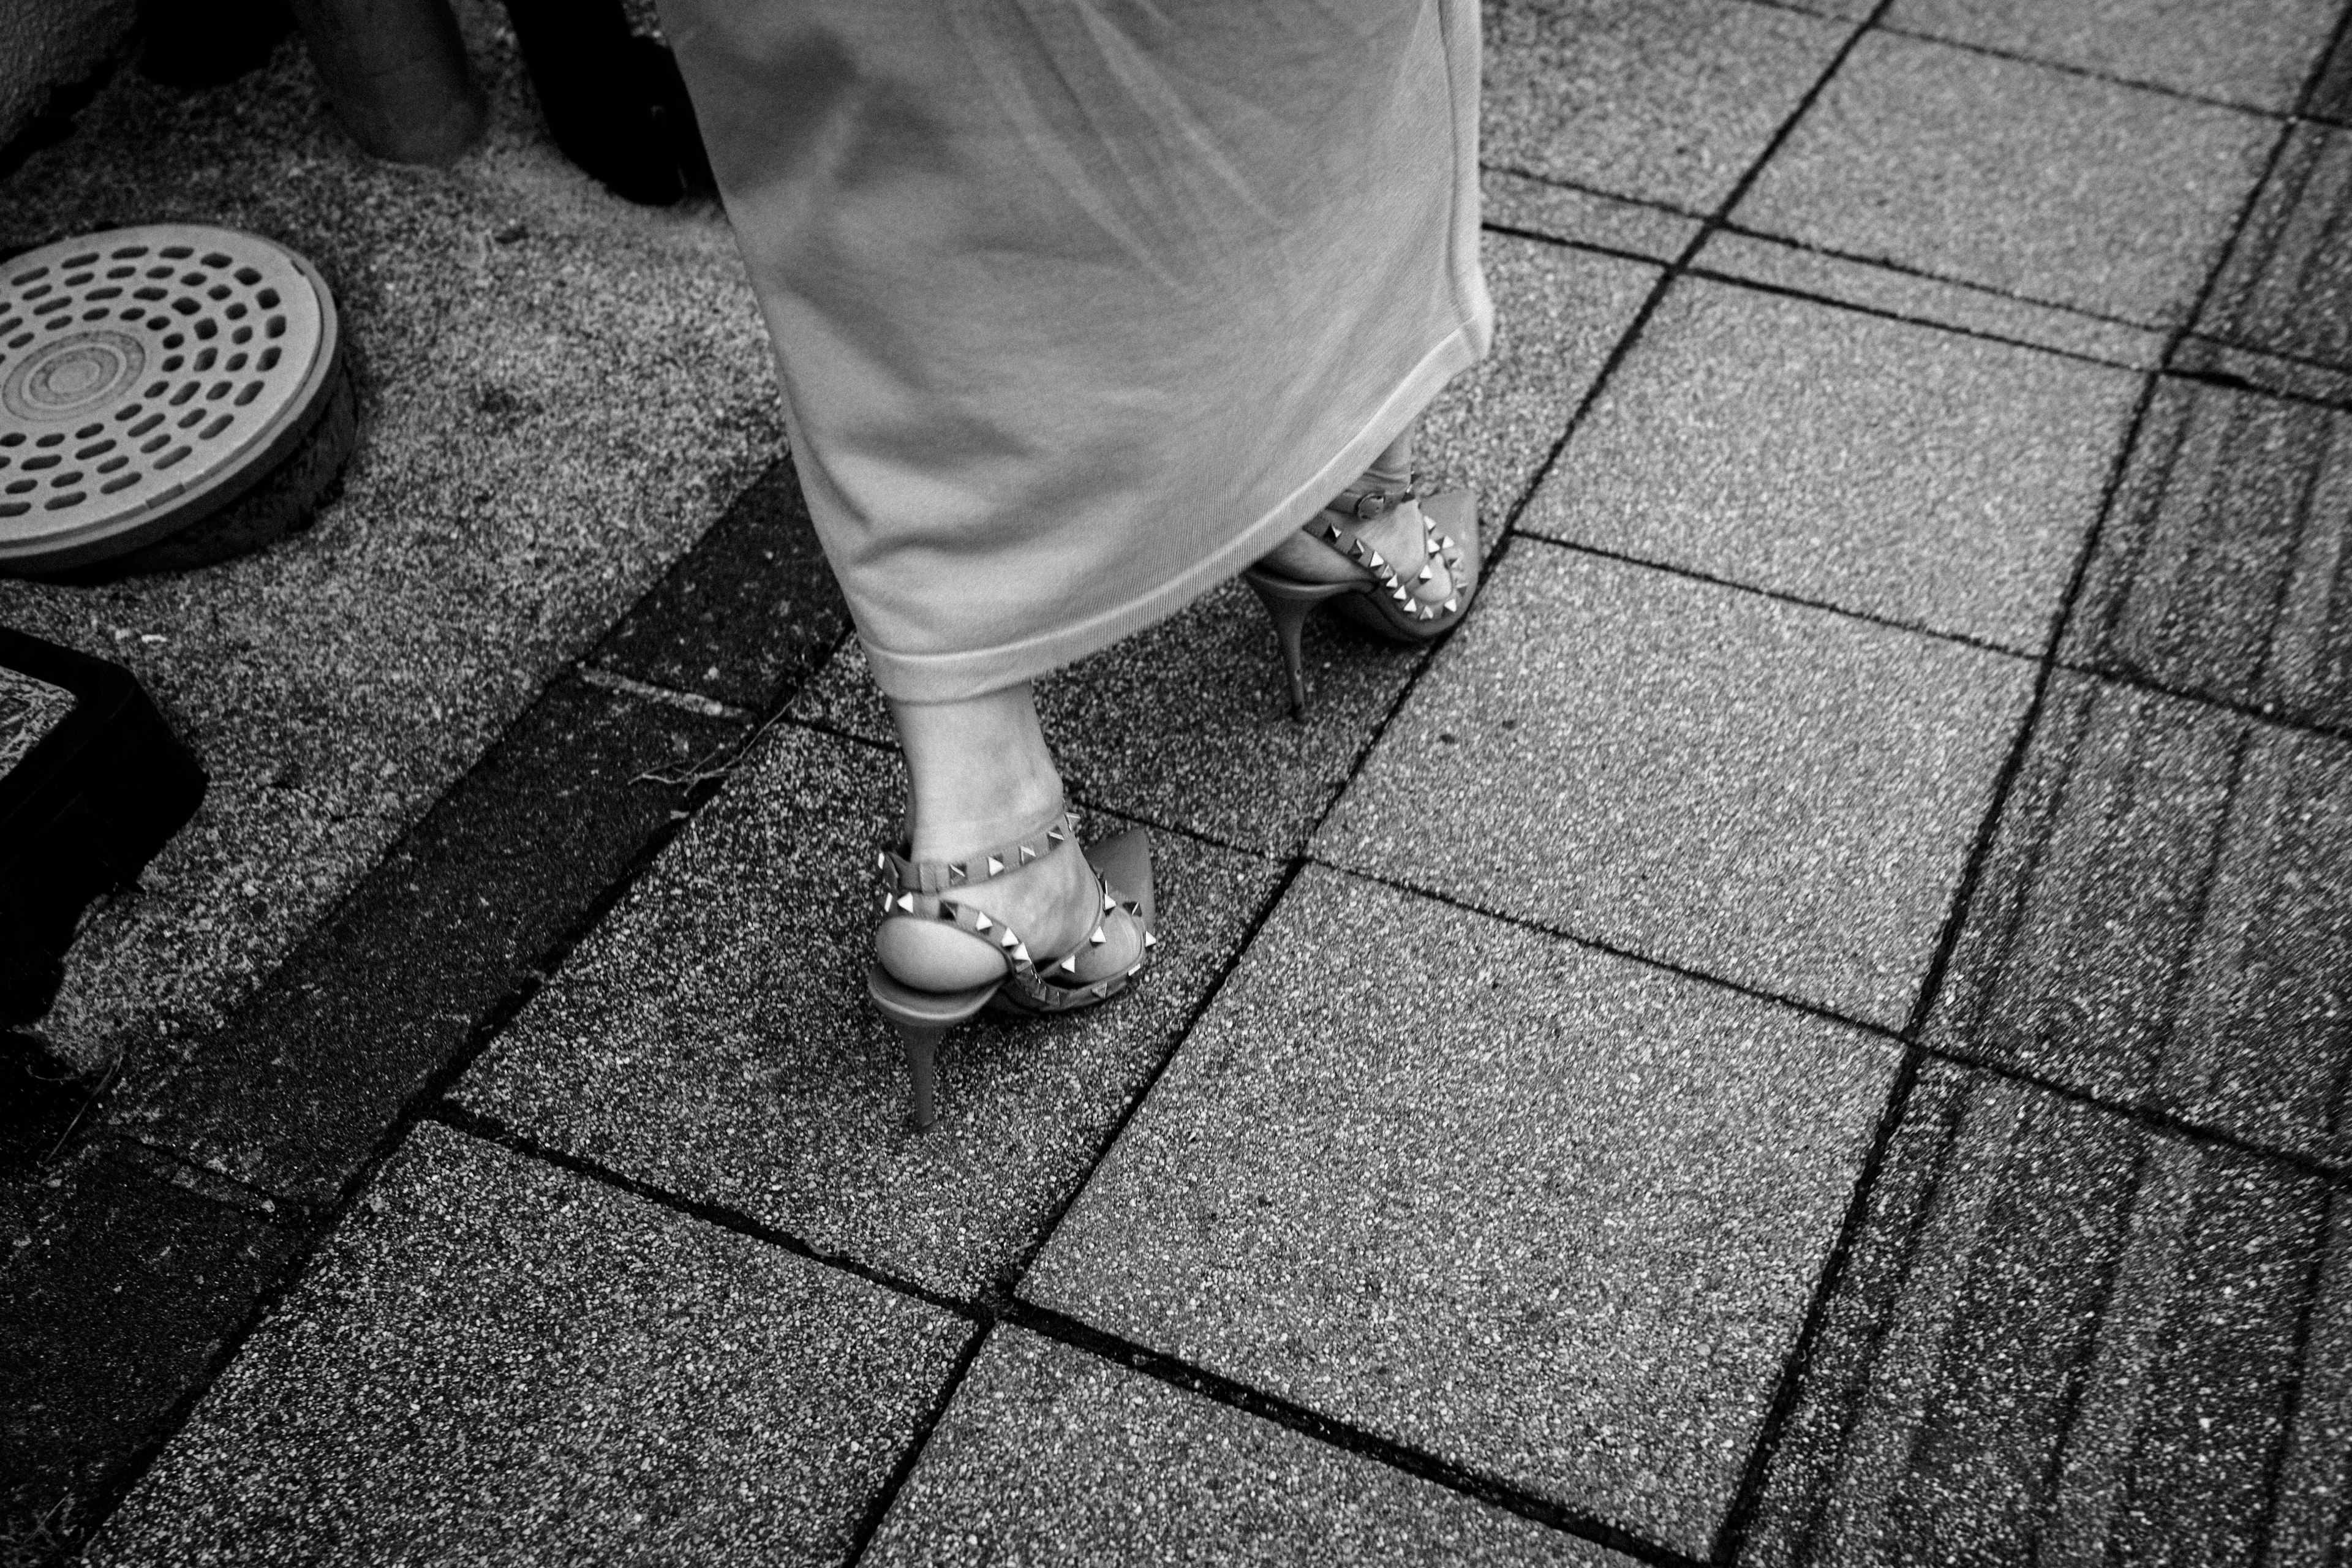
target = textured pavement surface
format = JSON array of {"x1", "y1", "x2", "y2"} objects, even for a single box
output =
[{"x1": 9, "y1": 1, "x2": 2352, "y2": 1565}]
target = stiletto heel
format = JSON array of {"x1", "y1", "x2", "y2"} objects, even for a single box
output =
[
  {"x1": 865, "y1": 807, "x2": 1156, "y2": 1128},
  {"x1": 1246, "y1": 574, "x2": 1352, "y2": 717},
  {"x1": 897, "y1": 1022, "x2": 941, "y2": 1128},
  {"x1": 1243, "y1": 474, "x2": 1482, "y2": 714}
]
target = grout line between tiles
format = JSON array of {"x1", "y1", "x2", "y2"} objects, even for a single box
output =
[
  {"x1": 1506, "y1": 533, "x2": 2042, "y2": 662},
  {"x1": 995, "y1": 1300, "x2": 1713, "y2": 1568},
  {"x1": 990, "y1": 853, "x2": 1311, "y2": 1291},
  {"x1": 843, "y1": 1325, "x2": 993, "y2": 1567},
  {"x1": 424, "y1": 1102, "x2": 979, "y2": 1318},
  {"x1": 1867, "y1": 21, "x2": 2300, "y2": 121}
]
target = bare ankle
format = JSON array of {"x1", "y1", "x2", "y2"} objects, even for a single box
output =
[{"x1": 888, "y1": 684, "x2": 1067, "y2": 864}]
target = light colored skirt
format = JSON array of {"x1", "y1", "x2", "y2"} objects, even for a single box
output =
[{"x1": 659, "y1": 0, "x2": 1492, "y2": 702}]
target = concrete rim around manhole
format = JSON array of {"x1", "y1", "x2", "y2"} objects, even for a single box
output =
[{"x1": 0, "y1": 223, "x2": 342, "y2": 574}]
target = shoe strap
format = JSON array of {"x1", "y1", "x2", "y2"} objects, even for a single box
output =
[
  {"x1": 1329, "y1": 469, "x2": 1436, "y2": 521},
  {"x1": 875, "y1": 807, "x2": 1077, "y2": 895},
  {"x1": 1309, "y1": 502, "x2": 1463, "y2": 622}
]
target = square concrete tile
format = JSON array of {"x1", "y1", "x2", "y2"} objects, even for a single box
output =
[
  {"x1": 1522, "y1": 277, "x2": 2142, "y2": 650},
  {"x1": 1022, "y1": 870, "x2": 1897, "y2": 1557},
  {"x1": 456, "y1": 724, "x2": 1285, "y2": 1301},
  {"x1": 2198, "y1": 124, "x2": 2352, "y2": 372},
  {"x1": 1887, "y1": 0, "x2": 2343, "y2": 111},
  {"x1": 2066, "y1": 378, "x2": 2352, "y2": 733},
  {"x1": 1317, "y1": 544, "x2": 2035, "y2": 1028},
  {"x1": 1928, "y1": 673, "x2": 2352, "y2": 1166},
  {"x1": 92, "y1": 1123, "x2": 970, "y2": 1567},
  {"x1": 790, "y1": 235, "x2": 1658, "y2": 858},
  {"x1": 1746, "y1": 1064, "x2": 2346, "y2": 1564},
  {"x1": 1483, "y1": 0, "x2": 1853, "y2": 213},
  {"x1": 1737, "y1": 32, "x2": 2278, "y2": 327},
  {"x1": 865, "y1": 1327, "x2": 1637, "y2": 1567}
]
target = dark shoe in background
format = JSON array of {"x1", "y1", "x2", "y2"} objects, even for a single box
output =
[
  {"x1": 135, "y1": 0, "x2": 294, "y2": 90},
  {"x1": 134, "y1": 0, "x2": 714, "y2": 202},
  {"x1": 500, "y1": 0, "x2": 716, "y2": 206}
]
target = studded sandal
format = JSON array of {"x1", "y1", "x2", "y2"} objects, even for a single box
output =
[
  {"x1": 866, "y1": 808, "x2": 1155, "y2": 1129},
  {"x1": 1241, "y1": 472, "x2": 1482, "y2": 716}
]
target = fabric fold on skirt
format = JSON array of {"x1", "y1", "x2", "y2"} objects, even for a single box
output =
[{"x1": 661, "y1": 0, "x2": 1492, "y2": 702}]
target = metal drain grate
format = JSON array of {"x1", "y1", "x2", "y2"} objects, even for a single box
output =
[{"x1": 0, "y1": 224, "x2": 341, "y2": 573}]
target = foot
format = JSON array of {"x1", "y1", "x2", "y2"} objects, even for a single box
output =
[
  {"x1": 873, "y1": 821, "x2": 1147, "y2": 994},
  {"x1": 1258, "y1": 493, "x2": 1458, "y2": 611}
]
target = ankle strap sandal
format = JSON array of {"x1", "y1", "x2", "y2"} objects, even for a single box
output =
[
  {"x1": 865, "y1": 809, "x2": 1155, "y2": 1129},
  {"x1": 1242, "y1": 470, "x2": 1482, "y2": 715}
]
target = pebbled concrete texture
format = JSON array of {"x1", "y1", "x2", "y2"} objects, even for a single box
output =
[
  {"x1": 1481, "y1": 0, "x2": 1853, "y2": 213},
  {"x1": 0, "y1": 0, "x2": 132, "y2": 151},
  {"x1": 590, "y1": 454, "x2": 850, "y2": 714},
  {"x1": 456, "y1": 722, "x2": 1285, "y2": 1301},
  {"x1": 1928, "y1": 672, "x2": 2352, "y2": 1166},
  {"x1": 2199, "y1": 124, "x2": 2352, "y2": 372},
  {"x1": 1023, "y1": 869, "x2": 1896, "y2": 1558},
  {"x1": 1737, "y1": 31, "x2": 2278, "y2": 328},
  {"x1": 91, "y1": 1121, "x2": 973, "y2": 1567},
  {"x1": 1521, "y1": 276, "x2": 2141, "y2": 650},
  {"x1": 790, "y1": 235, "x2": 1657, "y2": 858},
  {"x1": 1886, "y1": 0, "x2": 2343, "y2": 111},
  {"x1": 864, "y1": 1327, "x2": 1638, "y2": 1567},
  {"x1": 1692, "y1": 228, "x2": 2168, "y2": 368},
  {"x1": 1746, "y1": 1063, "x2": 2350, "y2": 1567},
  {"x1": 2066, "y1": 378, "x2": 2352, "y2": 733},
  {"x1": 0, "y1": 3, "x2": 780, "y2": 1072},
  {"x1": 1317, "y1": 542, "x2": 2034, "y2": 1028}
]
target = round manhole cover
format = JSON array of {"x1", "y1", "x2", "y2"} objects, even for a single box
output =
[{"x1": 0, "y1": 224, "x2": 342, "y2": 574}]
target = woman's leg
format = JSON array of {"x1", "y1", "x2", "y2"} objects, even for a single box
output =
[{"x1": 872, "y1": 685, "x2": 1106, "y2": 990}]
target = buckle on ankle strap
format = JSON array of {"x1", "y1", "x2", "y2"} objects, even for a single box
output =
[{"x1": 1336, "y1": 470, "x2": 1434, "y2": 521}]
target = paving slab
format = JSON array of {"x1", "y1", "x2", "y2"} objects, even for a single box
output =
[
  {"x1": 1480, "y1": 168, "x2": 1700, "y2": 264},
  {"x1": 456, "y1": 723, "x2": 1284, "y2": 1301},
  {"x1": 2068, "y1": 378, "x2": 2352, "y2": 733},
  {"x1": 96, "y1": 674, "x2": 741, "y2": 1207},
  {"x1": 2198, "y1": 123, "x2": 2352, "y2": 372},
  {"x1": 1022, "y1": 868, "x2": 1896, "y2": 1558},
  {"x1": 1927, "y1": 672, "x2": 2352, "y2": 1167},
  {"x1": 2, "y1": 1151, "x2": 306, "y2": 1535},
  {"x1": 1316, "y1": 542, "x2": 2034, "y2": 1028},
  {"x1": 91, "y1": 1122, "x2": 971, "y2": 1567},
  {"x1": 1885, "y1": 0, "x2": 2343, "y2": 111},
  {"x1": 864, "y1": 1326, "x2": 1637, "y2": 1567},
  {"x1": 1521, "y1": 276, "x2": 2141, "y2": 650},
  {"x1": 1482, "y1": 0, "x2": 1853, "y2": 214},
  {"x1": 0, "y1": 6, "x2": 781, "y2": 1072},
  {"x1": 1694, "y1": 228, "x2": 2168, "y2": 368},
  {"x1": 789, "y1": 235, "x2": 1657, "y2": 858},
  {"x1": 1736, "y1": 31, "x2": 2278, "y2": 328},
  {"x1": 1745, "y1": 1062, "x2": 2348, "y2": 1567},
  {"x1": 590, "y1": 455, "x2": 851, "y2": 713}
]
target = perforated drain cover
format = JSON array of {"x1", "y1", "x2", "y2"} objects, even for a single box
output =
[{"x1": 0, "y1": 224, "x2": 341, "y2": 573}]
